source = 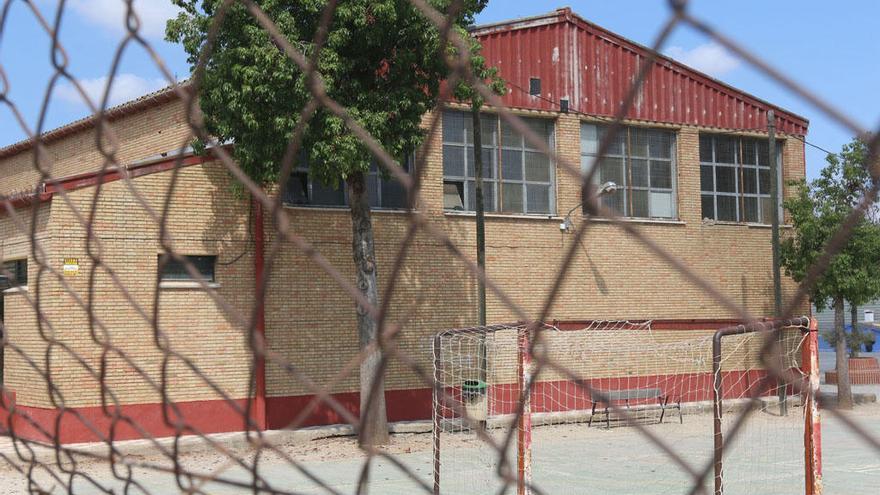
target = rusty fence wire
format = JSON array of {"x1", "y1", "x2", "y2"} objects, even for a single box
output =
[{"x1": 0, "y1": 0, "x2": 877, "y2": 494}]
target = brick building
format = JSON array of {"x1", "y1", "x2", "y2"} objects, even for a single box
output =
[{"x1": 0, "y1": 8, "x2": 809, "y2": 442}]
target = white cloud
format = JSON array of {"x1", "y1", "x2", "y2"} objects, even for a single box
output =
[
  {"x1": 665, "y1": 42, "x2": 742, "y2": 77},
  {"x1": 53, "y1": 0, "x2": 181, "y2": 40},
  {"x1": 55, "y1": 73, "x2": 168, "y2": 108}
]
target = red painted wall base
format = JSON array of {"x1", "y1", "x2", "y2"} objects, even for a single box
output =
[
  {"x1": 0, "y1": 370, "x2": 792, "y2": 444},
  {"x1": 266, "y1": 389, "x2": 433, "y2": 430},
  {"x1": 1, "y1": 397, "x2": 253, "y2": 444},
  {"x1": 0, "y1": 390, "x2": 432, "y2": 444}
]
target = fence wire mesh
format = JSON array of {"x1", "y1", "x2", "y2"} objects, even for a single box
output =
[{"x1": 0, "y1": 0, "x2": 877, "y2": 494}]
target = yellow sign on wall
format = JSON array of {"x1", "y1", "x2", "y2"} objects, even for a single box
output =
[{"x1": 63, "y1": 258, "x2": 79, "y2": 276}]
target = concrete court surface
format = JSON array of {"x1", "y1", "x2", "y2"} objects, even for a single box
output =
[
  {"x1": 0, "y1": 399, "x2": 877, "y2": 495},
  {"x1": 0, "y1": 351, "x2": 877, "y2": 494}
]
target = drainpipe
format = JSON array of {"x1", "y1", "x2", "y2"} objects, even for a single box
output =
[{"x1": 253, "y1": 197, "x2": 267, "y2": 430}]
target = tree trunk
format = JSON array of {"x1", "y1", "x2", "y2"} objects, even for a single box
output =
[
  {"x1": 850, "y1": 302, "x2": 860, "y2": 358},
  {"x1": 834, "y1": 297, "x2": 854, "y2": 409},
  {"x1": 347, "y1": 171, "x2": 390, "y2": 446}
]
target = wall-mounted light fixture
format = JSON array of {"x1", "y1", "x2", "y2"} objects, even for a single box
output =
[{"x1": 560, "y1": 181, "x2": 618, "y2": 232}]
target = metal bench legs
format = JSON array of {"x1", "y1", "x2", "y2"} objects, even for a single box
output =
[
  {"x1": 589, "y1": 395, "x2": 682, "y2": 428},
  {"x1": 658, "y1": 396, "x2": 684, "y2": 425}
]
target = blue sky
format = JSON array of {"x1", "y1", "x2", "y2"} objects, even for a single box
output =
[{"x1": 2, "y1": 1, "x2": 878, "y2": 180}]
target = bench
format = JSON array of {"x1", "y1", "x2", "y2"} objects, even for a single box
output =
[{"x1": 588, "y1": 387, "x2": 682, "y2": 428}]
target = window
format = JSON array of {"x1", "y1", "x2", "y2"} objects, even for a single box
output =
[
  {"x1": 699, "y1": 134, "x2": 782, "y2": 223},
  {"x1": 581, "y1": 123, "x2": 677, "y2": 219},
  {"x1": 284, "y1": 155, "x2": 412, "y2": 209},
  {"x1": 0, "y1": 259, "x2": 27, "y2": 290},
  {"x1": 442, "y1": 110, "x2": 555, "y2": 215},
  {"x1": 159, "y1": 255, "x2": 216, "y2": 282}
]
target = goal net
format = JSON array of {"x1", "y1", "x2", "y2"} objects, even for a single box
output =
[{"x1": 431, "y1": 318, "x2": 820, "y2": 495}]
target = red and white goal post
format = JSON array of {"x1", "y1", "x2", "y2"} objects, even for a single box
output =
[{"x1": 431, "y1": 318, "x2": 821, "y2": 495}]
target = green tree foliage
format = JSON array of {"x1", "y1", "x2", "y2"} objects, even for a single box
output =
[
  {"x1": 168, "y1": 0, "x2": 484, "y2": 185},
  {"x1": 781, "y1": 138, "x2": 880, "y2": 310},
  {"x1": 781, "y1": 136, "x2": 880, "y2": 408},
  {"x1": 167, "y1": 0, "x2": 489, "y2": 445},
  {"x1": 451, "y1": 32, "x2": 506, "y2": 106}
]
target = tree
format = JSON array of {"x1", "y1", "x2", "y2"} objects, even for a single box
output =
[
  {"x1": 781, "y1": 137, "x2": 880, "y2": 409},
  {"x1": 167, "y1": 0, "x2": 488, "y2": 446}
]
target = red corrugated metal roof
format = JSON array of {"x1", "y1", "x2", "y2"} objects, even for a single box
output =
[
  {"x1": 0, "y1": 9, "x2": 807, "y2": 161},
  {"x1": 471, "y1": 8, "x2": 808, "y2": 135}
]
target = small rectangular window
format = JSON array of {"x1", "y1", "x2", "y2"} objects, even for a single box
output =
[
  {"x1": 0, "y1": 259, "x2": 27, "y2": 290},
  {"x1": 159, "y1": 255, "x2": 216, "y2": 282},
  {"x1": 529, "y1": 77, "x2": 541, "y2": 96}
]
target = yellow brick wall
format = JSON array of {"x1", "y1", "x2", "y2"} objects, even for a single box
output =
[
  {"x1": 0, "y1": 99, "x2": 191, "y2": 197},
  {"x1": 1, "y1": 103, "x2": 810, "y2": 409},
  {"x1": 4, "y1": 162, "x2": 254, "y2": 408},
  {"x1": 1, "y1": 204, "x2": 52, "y2": 404},
  {"x1": 0, "y1": 202, "x2": 50, "y2": 264},
  {"x1": 264, "y1": 111, "x2": 809, "y2": 398}
]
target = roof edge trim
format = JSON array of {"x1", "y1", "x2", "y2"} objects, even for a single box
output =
[
  {"x1": 469, "y1": 8, "x2": 569, "y2": 35},
  {"x1": 0, "y1": 82, "x2": 189, "y2": 160}
]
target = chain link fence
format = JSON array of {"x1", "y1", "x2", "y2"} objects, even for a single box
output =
[{"x1": 0, "y1": 0, "x2": 878, "y2": 494}]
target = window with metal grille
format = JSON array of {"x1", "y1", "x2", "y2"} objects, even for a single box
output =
[
  {"x1": 442, "y1": 110, "x2": 555, "y2": 215},
  {"x1": 0, "y1": 259, "x2": 27, "y2": 290},
  {"x1": 580, "y1": 123, "x2": 677, "y2": 219},
  {"x1": 699, "y1": 134, "x2": 782, "y2": 223},
  {"x1": 158, "y1": 255, "x2": 216, "y2": 282},
  {"x1": 284, "y1": 155, "x2": 412, "y2": 209}
]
